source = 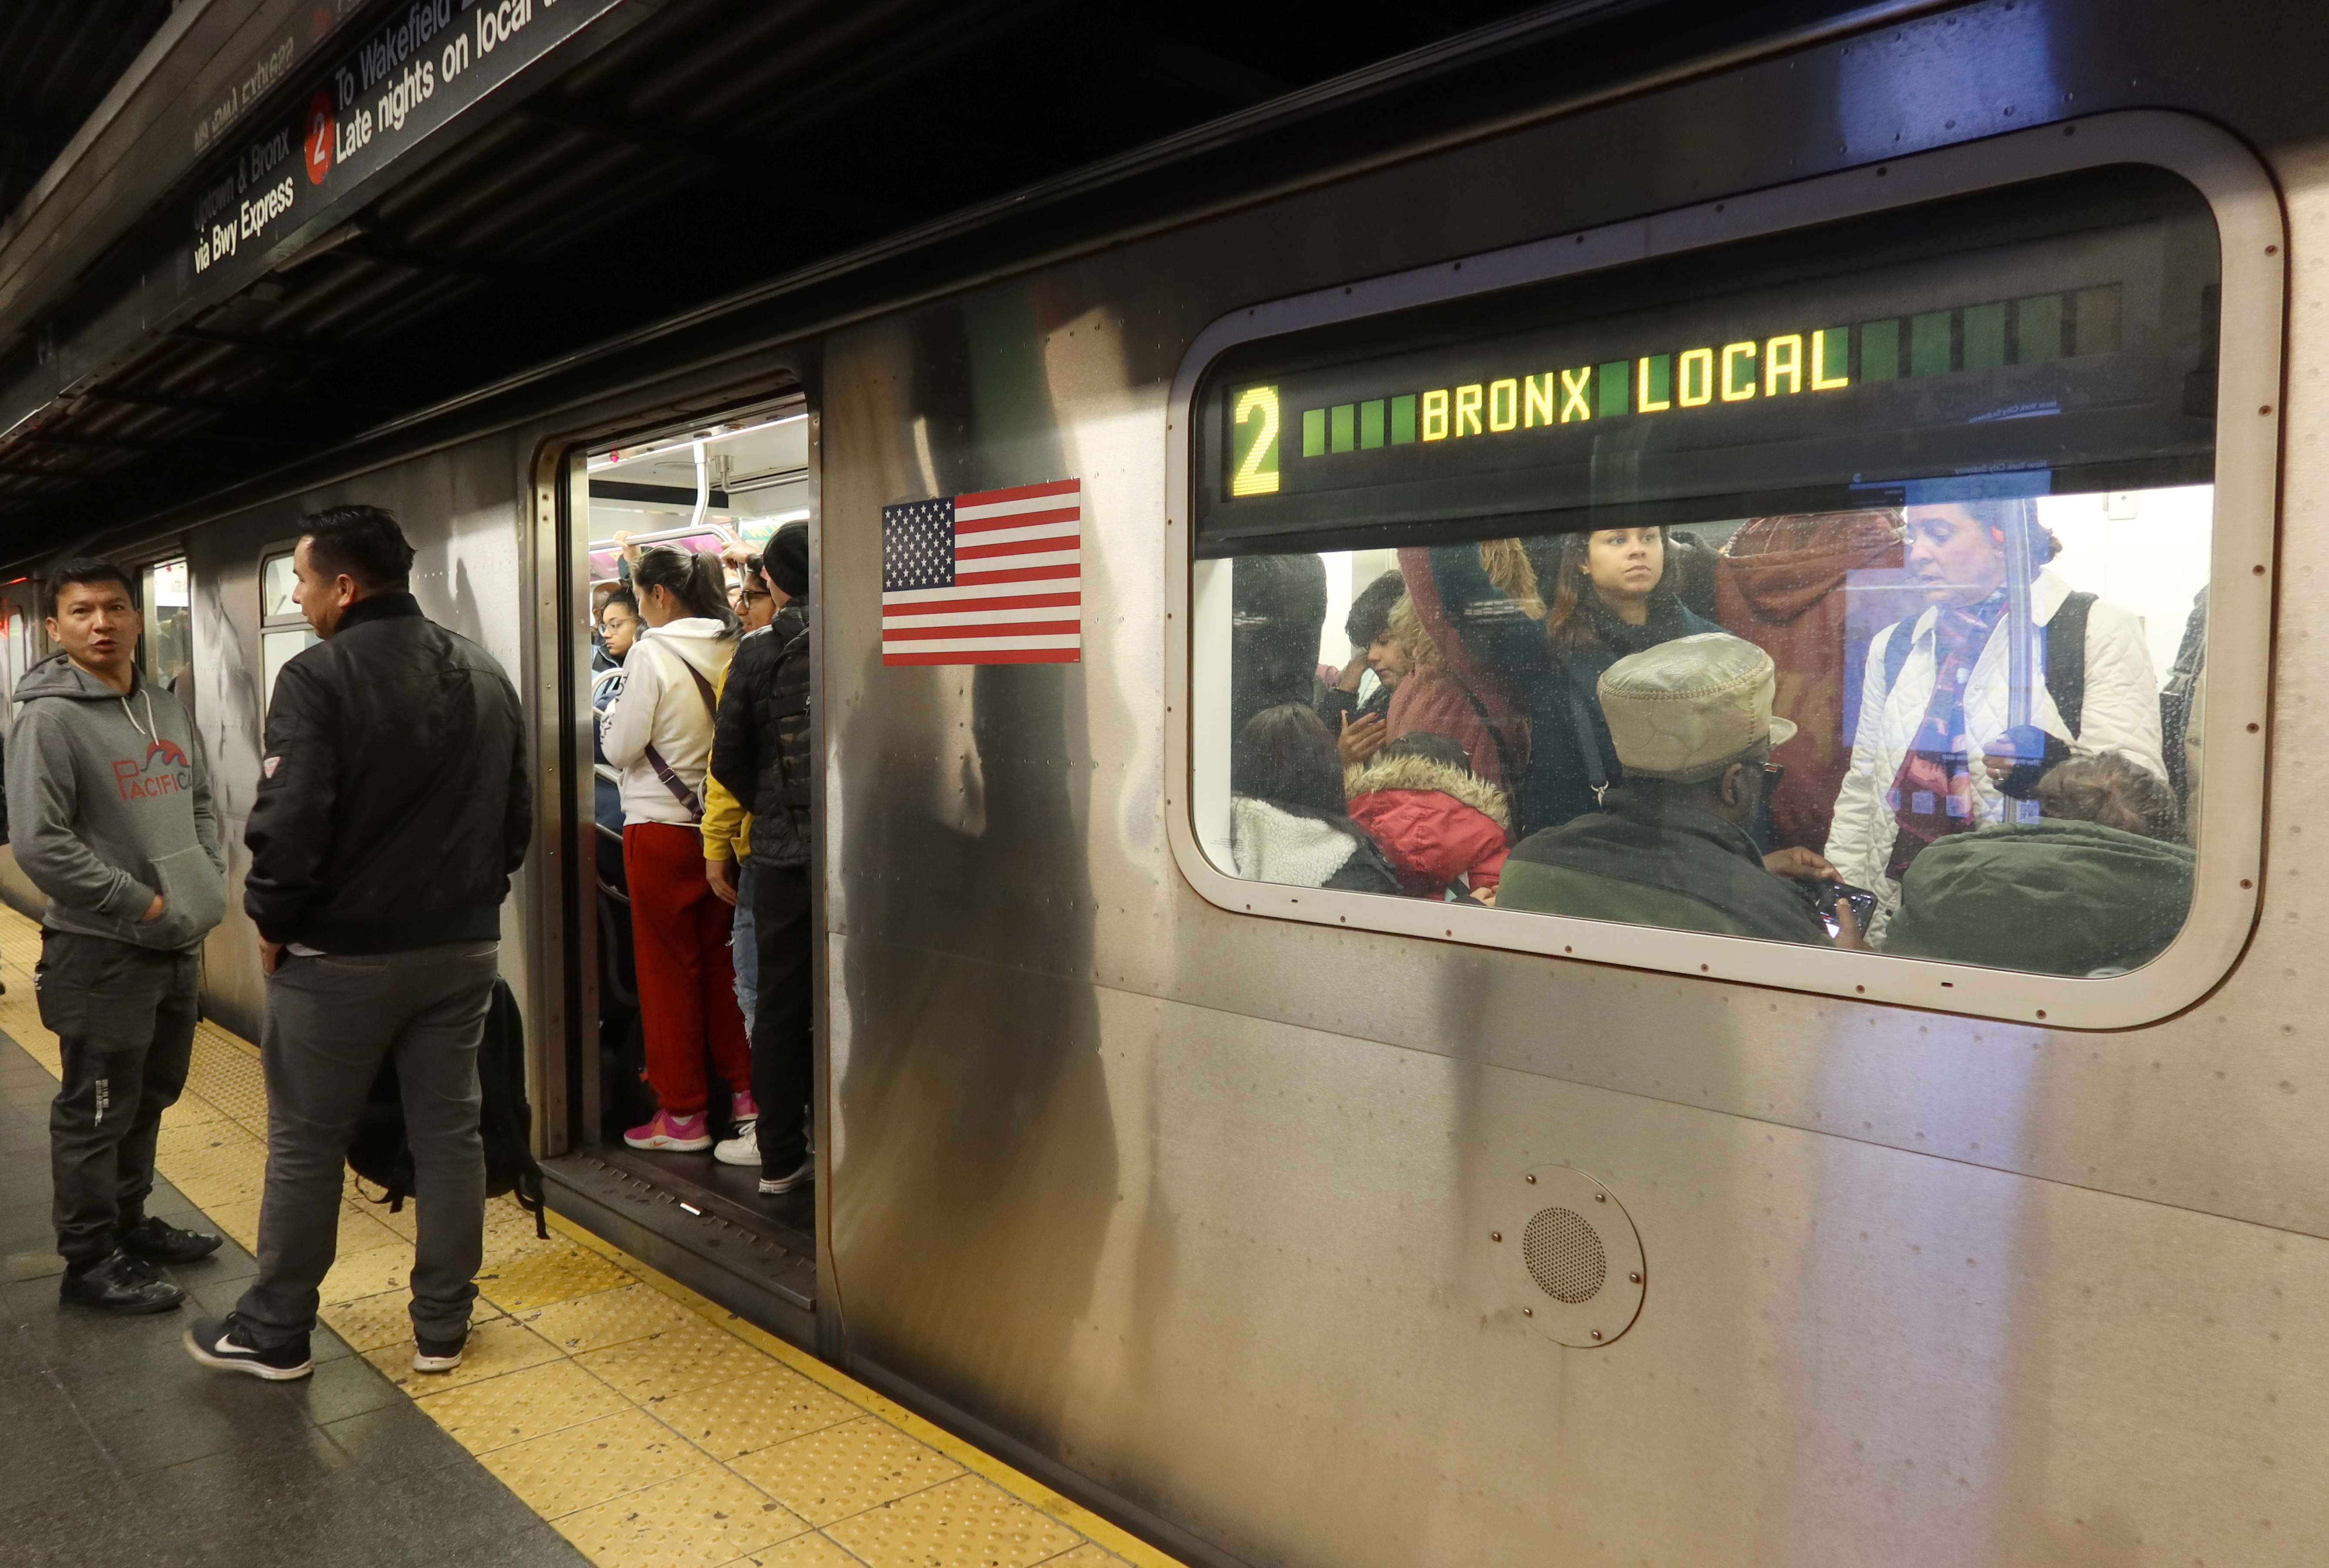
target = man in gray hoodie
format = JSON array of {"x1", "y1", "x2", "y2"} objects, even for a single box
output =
[{"x1": 9, "y1": 558, "x2": 229, "y2": 1313}]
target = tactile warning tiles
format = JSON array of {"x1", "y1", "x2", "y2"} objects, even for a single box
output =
[
  {"x1": 727, "y1": 1416, "x2": 966, "y2": 1527},
  {"x1": 182, "y1": 1049, "x2": 269, "y2": 1122},
  {"x1": 203, "y1": 1198, "x2": 402, "y2": 1257},
  {"x1": 1031, "y1": 1544, "x2": 1133, "y2": 1568},
  {"x1": 823, "y1": 1475, "x2": 1086, "y2": 1568},
  {"x1": 647, "y1": 1364, "x2": 861, "y2": 1459},
  {"x1": 321, "y1": 1288, "x2": 506, "y2": 1354},
  {"x1": 158, "y1": 1090, "x2": 229, "y2": 1129},
  {"x1": 708, "y1": 1530, "x2": 867, "y2": 1568},
  {"x1": 553, "y1": 1460, "x2": 811, "y2": 1567},
  {"x1": 578, "y1": 1315, "x2": 768, "y2": 1405},
  {"x1": 479, "y1": 1406, "x2": 711, "y2": 1520},
  {"x1": 363, "y1": 1313, "x2": 561, "y2": 1393},
  {"x1": 416, "y1": 1356, "x2": 634, "y2": 1454},
  {"x1": 522, "y1": 1282, "x2": 699, "y2": 1354},
  {"x1": 478, "y1": 1241, "x2": 635, "y2": 1312},
  {"x1": 317, "y1": 1240, "x2": 419, "y2": 1305}
]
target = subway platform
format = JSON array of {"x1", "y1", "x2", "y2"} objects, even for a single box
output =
[{"x1": 0, "y1": 908, "x2": 1165, "y2": 1568}]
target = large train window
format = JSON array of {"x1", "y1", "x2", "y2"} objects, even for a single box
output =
[{"x1": 1173, "y1": 119, "x2": 2285, "y2": 1025}]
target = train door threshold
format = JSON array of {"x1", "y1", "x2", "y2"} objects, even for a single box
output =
[{"x1": 540, "y1": 1146, "x2": 816, "y2": 1347}]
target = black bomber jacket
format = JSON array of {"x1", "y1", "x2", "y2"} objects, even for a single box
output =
[{"x1": 243, "y1": 593, "x2": 530, "y2": 952}]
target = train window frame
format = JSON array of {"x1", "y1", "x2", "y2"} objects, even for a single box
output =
[
  {"x1": 257, "y1": 542, "x2": 319, "y2": 712},
  {"x1": 134, "y1": 556, "x2": 193, "y2": 699},
  {"x1": 1162, "y1": 111, "x2": 2283, "y2": 1031}
]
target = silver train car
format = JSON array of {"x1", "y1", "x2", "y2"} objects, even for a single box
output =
[{"x1": 4, "y1": 0, "x2": 2325, "y2": 1561}]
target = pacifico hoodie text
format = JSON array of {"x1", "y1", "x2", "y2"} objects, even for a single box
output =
[{"x1": 6, "y1": 654, "x2": 226, "y2": 951}]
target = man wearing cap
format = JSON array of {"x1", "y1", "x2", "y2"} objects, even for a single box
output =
[{"x1": 1496, "y1": 633, "x2": 1860, "y2": 944}]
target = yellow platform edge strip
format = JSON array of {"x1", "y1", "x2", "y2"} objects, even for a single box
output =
[
  {"x1": 544, "y1": 1212, "x2": 1188, "y2": 1568},
  {"x1": 0, "y1": 899, "x2": 1190, "y2": 1568}
]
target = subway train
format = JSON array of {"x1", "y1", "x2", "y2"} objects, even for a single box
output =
[{"x1": 2, "y1": 0, "x2": 2325, "y2": 1563}]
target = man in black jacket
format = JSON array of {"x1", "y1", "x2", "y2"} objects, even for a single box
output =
[
  {"x1": 708, "y1": 523, "x2": 814, "y2": 1194},
  {"x1": 185, "y1": 506, "x2": 529, "y2": 1381}
]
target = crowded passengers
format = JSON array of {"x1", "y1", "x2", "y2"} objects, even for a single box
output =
[
  {"x1": 1225, "y1": 499, "x2": 2201, "y2": 976},
  {"x1": 594, "y1": 526, "x2": 816, "y2": 1191}
]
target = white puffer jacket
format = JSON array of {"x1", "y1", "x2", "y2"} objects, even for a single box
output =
[
  {"x1": 598, "y1": 618, "x2": 736, "y2": 827},
  {"x1": 1825, "y1": 567, "x2": 2166, "y2": 924}
]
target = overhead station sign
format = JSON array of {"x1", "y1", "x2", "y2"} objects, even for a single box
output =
[
  {"x1": 188, "y1": 0, "x2": 622, "y2": 288},
  {"x1": 6, "y1": 0, "x2": 625, "y2": 433},
  {"x1": 1193, "y1": 168, "x2": 2218, "y2": 554}
]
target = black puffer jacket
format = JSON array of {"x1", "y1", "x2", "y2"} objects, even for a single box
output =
[
  {"x1": 245, "y1": 593, "x2": 530, "y2": 952},
  {"x1": 709, "y1": 596, "x2": 811, "y2": 870}
]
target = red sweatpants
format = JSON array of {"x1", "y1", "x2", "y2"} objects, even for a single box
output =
[{"x1": 623, "y1": 821, "x2": 752, "y2": 1117}]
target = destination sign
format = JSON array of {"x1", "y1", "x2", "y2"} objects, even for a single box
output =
[{"x1": 1193, "y1": 168, "x2": 2218, "y2": 555}]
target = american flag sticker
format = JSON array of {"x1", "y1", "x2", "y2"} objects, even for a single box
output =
[{"x1": 881, "y1": 479, "x2": 1081, "y2": 665}]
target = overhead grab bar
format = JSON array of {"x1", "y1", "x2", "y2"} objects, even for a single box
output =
[{"x1": 586, "y1": 521, "x2": 738, "y2": 552}]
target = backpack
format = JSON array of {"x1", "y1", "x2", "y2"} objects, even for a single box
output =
[
  {"x1": 1880, "y1": 591, "x2": 2095, "y2": 736},
  {"x1": 346, "y1": 976, "x2": 549, "y2": 1238}
]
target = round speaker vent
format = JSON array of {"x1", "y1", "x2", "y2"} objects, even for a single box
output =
[
  {"x1": 1490, "y1": 1165, "x2": 1645, "y2": 1348},
  {"x1": 1522, "y1": 1206, "x2": 1607, "y2": 1303}
]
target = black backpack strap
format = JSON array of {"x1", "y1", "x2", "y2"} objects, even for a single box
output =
[
  {"x1": 2045, "y1": 591, "x2": 2096, "y2": 739},
  {"x1": 1563, "y1": 664, "x2": 1610, "y2": 802},
  {"x1": 1880, "y1": 617, "x2": 1914, "y2": 697}
]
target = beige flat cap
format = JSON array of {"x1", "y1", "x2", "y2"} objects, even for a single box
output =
[{"x1": 1596, "y1": 632, "x2": 1798, "y2": 782}]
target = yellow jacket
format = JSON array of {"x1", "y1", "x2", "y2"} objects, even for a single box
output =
[{"x1": 702, "y1": 664, "x2": 752, "y2": 862}]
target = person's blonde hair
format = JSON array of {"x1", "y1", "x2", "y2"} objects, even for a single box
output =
[
  {"x1": 1384, "y1": 593, "x2": 1449, "y2": 678},
  {"x1": 1478, "y1": 538, "x2": 1545, "y2": 619}
]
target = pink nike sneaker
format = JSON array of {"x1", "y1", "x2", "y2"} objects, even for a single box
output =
[{"x1": 623, "y1": 1109, "x2": 712, "y2": 1151}]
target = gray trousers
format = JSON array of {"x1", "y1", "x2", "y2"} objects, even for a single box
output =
[
  {"x1": 37, "y1": 930, "x2": 201, "y2": 1266},
  {"x1": 236, "y1": 941, "x2": 499, "y2": 1348}
]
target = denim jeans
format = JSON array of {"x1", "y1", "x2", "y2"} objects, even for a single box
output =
[{"x1": 731, "y1": 863, "x2": 759, "y2": 1028}]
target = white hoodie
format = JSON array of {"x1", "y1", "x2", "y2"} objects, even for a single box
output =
[{"x1": 599, "y1": 617, "x2": 736, "y2": 826}]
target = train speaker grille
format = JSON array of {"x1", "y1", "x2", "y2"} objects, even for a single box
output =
[{"x1": 1522, "y1": 1206, "x2": 1606, "y2": 1304}]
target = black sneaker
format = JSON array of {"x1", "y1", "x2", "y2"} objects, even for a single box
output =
[
  {"x1": 758, "y1": 1155, "x2": 814, "y2": 1195},
  {"x1": 183, "y1": 1314, "x2": 312, "y2": 1381},
  {"x1": 119, "y1": 1215, "x2": 224, "y2": 1265},
  {"x1": 412, "y1": 1330, "x2": 466, "y2": 1374},
  {"x1": 59, "y1": 1249, "x2": 185, "y2": 1315}
]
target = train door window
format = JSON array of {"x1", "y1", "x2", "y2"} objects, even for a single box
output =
[
  {"x1": 1178, "y1": 128, "x2": 2281, "y2": 1025},
  {"x1": 259, "y1": 548, "x2": 318, "y2": 710},
  {"x1": 140, "y1": 558, "x2": 192, "y2": 704}
]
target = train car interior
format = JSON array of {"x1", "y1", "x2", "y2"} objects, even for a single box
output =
[{"x1": 557, "y1": 395, "x2": 820, "y2": 1335}]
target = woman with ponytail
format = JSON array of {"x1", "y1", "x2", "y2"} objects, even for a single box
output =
[{"x1": 598, "y1": 545, "x2": 755, "y2": 1150}]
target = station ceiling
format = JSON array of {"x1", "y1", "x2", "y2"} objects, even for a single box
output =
[
  {"x1": 0, "y1": 0, "x2": 1869, "y2": 559},
  {"x1": 0, "y1": 1, "x2": 175, "y2": 227}
]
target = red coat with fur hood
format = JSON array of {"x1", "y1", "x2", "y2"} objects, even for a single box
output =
[{"x1": 1345, "y1": 751, "x2": 1511, "y2": 897}]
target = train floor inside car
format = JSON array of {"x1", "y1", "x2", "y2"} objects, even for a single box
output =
[{"x1": 0, "y1": 906, "x2": 1168, "y2": 1568}]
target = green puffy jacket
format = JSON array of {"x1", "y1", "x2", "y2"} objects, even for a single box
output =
[{"x1": 1881, "y1": 819, "x2": 2194, "y2": 976}]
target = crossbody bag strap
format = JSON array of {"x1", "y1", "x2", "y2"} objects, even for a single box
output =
[{"x1": 641, "y1": 644, "x2": 720, "y2": 823}]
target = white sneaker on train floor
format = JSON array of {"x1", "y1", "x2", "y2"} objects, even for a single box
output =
[
  {"x1": 712, "y1": 1120, "x2": 758, "y2": 1166},
  {"x1": 759, "y1": 1155, "x2": 813, "y2": 1196}
]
